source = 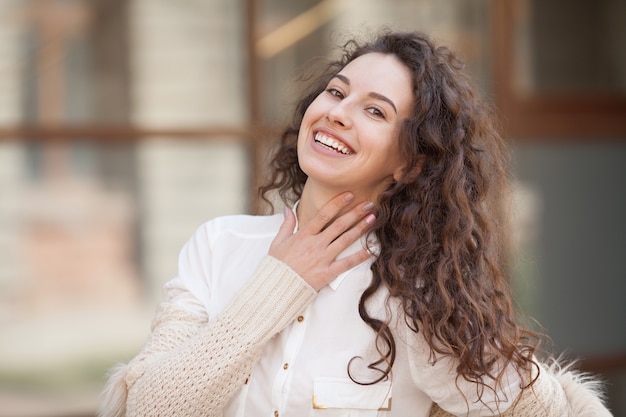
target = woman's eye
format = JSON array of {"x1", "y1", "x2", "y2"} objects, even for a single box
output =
[
  {"x1": 367, "y1": 107, "x2": 385, "y2": 119},
  {"x1": 326, "y1": 88, "x2": 344, "y2": 99}
]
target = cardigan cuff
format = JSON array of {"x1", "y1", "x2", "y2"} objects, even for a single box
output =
[{"x1": 223, "y1": 255, "x2": 317, "y2": 345}]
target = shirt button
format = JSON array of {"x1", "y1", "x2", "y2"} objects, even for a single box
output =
[
  {"x1": 283, "y1": 363, "x2": 289, "y2": 370},
  {"x1": 297, "y1": 315, "x2": 304, "y2": 322}
]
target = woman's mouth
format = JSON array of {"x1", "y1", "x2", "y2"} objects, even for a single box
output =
[{"x1": 314, "y1": 132, "x2": 353, "y2": 155}]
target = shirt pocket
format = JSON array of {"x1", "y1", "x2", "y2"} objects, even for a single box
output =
[{"x1": 310, "y1": 377, "x2": 392, "y2": 417}]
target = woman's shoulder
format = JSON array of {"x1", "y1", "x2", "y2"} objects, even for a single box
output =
[{"x1": 194, "y1": 212, "x2": 285, "y2": 242}]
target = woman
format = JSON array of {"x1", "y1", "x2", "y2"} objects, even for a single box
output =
[{"x1": 100, "y1": 30, "x2": 612, "y2": 417}]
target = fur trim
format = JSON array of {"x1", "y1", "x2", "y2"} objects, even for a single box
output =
[
  {"x1": 545, "y1": 359, "x2": 613, "y2": 417},
  {"x1": 98, "y1": 362, "x2": 129, "y2": 417},
  {"x1": 428, "y1": 403, "x2": 453, "y2": 417}
]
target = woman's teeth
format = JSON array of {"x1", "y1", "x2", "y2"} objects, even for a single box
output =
[{"x1": 314, "y1": 132, "x2": 352, "y2": 154}]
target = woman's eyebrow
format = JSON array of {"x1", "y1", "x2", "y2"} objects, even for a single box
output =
[
  {"x1": 333, "y1": 74, "x2": 398, "y2": 114},
  {"x1": 369, "y1": 92, "x2": 397, "y2": 114}
]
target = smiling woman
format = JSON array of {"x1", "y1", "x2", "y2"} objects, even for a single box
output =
[
  {"x1": 100, "y1": 30, "x2": 612, "y2": 417},
  {"x1": 296, "y1": 53, "x2": 411, "y2": 208}
]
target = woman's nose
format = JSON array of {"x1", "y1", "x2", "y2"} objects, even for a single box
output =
[{"x1": 326, "y1": 101, "x2": 352, "y2": 128}]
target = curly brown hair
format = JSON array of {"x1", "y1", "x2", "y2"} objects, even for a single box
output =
[{"x1": 259, "y1": 30, "x2": 539, "y2": 401}]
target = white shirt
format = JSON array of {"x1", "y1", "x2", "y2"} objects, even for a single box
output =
[{"x1": 164, "y1": 210, "x2": 521, "y2": 417}]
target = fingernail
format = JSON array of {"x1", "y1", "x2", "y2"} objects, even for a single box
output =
[
  {"x1": 365, "y1": 214, "x2": 376, "y2": 224},
  {"x1": 363, "y1": 201, "x2": 374, "y2": 211},
  {"x1": 343, "y1": 193, "x2": 354, "y2": 203}
]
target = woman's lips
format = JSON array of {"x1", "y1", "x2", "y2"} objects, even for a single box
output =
[{"x1": 314, "y1": 131, "x2": 354, "y2": 155}]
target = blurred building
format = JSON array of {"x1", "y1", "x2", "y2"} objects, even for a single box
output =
[{"x1": 0, "y1": 0, "x2": 624, "y2": 416}]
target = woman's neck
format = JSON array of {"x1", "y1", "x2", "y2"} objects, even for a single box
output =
[{"x1": 297, "y1": 181, "x2": 360, "y2": 227}]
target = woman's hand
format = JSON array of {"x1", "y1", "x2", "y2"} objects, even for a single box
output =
[{"x1": 268, "y1": 192, "x2": 376, "y2": 291}]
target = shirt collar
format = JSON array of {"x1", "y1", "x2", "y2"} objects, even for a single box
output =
[{"x1": 290, "y1": 201, "x2": 379, "y2": 291}]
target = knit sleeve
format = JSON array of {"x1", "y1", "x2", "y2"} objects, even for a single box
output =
[{"x1": 99, "y1": 255, "x2": 316, "y2": 417}]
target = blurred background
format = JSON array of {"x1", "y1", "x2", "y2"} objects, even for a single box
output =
[{"x1": 0, "y1": 0, "x2": 624, "y2": 416}]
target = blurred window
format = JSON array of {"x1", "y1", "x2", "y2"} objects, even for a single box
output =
[{"x1": 494, "y1": 0, "x2": 626, "y2": 138}]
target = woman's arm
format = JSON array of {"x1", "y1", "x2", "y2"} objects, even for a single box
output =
[
  {"x1": 427, "y1": 360, "x2": 613, "y2": 417},
  {"x1": 99, "y1": 256, "x2": 316, "y2": 417},
  {"x1": 407, "y1": 322, "x2": 614, "y2": 417},
  {"x1": 99, "y1": 193, "x2": 374, "y2": 417},
  {"x1": 407, "y1": 323, "x2": 607, "y2": 416}
]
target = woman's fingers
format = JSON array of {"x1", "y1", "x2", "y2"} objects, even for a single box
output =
[
  {"x1": 301, "y1": 192, "x2": 355, "y2": 235},
  {"x1": 325, "y1": 213, "x2": 376, "y2": 277},
  {"x1": 273, "y1": 205, "x2": 297, "y2": 245},
  {"x1": 320, "y1": 200, "x2": 374, "y2": 243},
  {"x1": 268, "y1": 194, "x2": 376, "y2": 291},
  {"x1": 330, "y1": 248, "x2": 373, "y2": 277},
  {"x1": 327, "y1": 208, "x2": 375, "y2": 254}
]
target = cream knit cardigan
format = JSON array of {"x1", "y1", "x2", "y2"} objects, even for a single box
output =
[{"x1": 99, "y1": 256, "x2": 613, "y2": 417}]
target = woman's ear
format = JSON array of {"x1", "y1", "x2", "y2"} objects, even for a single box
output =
[
  {"x1": 393, "y1": 156, "x2": 424, "y2": 182},
  {"x1": 392, "y1": 164, "x2": 406, "y2": 182}
]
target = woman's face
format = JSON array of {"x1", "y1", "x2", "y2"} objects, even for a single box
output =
[{"x1": 297, "y1": 52, "x2": 414, "y2": 201}]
